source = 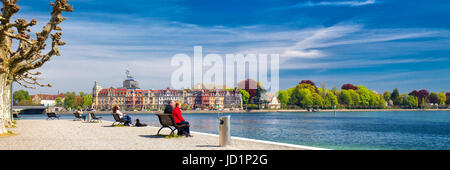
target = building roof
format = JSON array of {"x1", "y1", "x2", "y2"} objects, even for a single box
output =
[{"x1": 32, "y1": 93, "x2": 65, "y2": 100}]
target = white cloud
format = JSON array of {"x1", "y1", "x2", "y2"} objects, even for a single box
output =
[
  {"x1": 280, "y1": 58, "x2": 446, "y2": 70},
  {"x1": 269, "y1": 0, "x2": 378, "y2": 11},
  {"x1": 294, "y1": 0, "x2": 377, "y2": 8}
]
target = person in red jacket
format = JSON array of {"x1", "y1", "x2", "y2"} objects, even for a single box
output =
[{"x1": 172, "y1": 102, "x2": 192, "y2": 137}]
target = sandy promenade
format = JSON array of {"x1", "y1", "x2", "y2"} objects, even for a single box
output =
[{"x1": 0, "y1": 120, "x2": 323, "y2": 150}]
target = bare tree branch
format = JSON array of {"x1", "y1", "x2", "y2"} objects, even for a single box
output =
[
  {"x1": 0, "y1": 0, "x2": 73, "y2": 88},
  {"x1": 4, "y1": 31, "x2": 31, "y2": 44},
  {"x1": 14, "y1": 80, "x2": 36, "y2": 89},
  {"x1": 16, "y1": 73, "x2": 51, "y2": 88}
]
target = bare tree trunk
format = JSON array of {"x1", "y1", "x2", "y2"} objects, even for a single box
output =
[{"x1": 0, "y1": 73, "x2": 12, "y2": 134}]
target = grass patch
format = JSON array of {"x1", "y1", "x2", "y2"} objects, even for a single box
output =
[
  {"x1": 158, "y1": 134, "x2": 182, "y2": 139},
  {"x1": 112, "y1": 124, "x2": 127, "y2": 127},
  {"x1": 88, "y1": 121, "x2": 101, "y2": 123}
]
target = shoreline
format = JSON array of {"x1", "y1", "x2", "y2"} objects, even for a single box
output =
[
  {"x1": 1, "y1": 119, "x2": 319, "y2": 150},
  {"x1": 52, "y1": 108, "x2": 450, "y2": 114},
  {"x1": 190, "y1": 131, "x2": 329, "y2": 150}
]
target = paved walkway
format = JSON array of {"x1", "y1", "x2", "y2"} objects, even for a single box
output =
[{"x1": 0, "y1": 120, "x2": 322, "y2": 150}]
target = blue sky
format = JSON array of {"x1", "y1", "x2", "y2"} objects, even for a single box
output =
[{"x1": 10, "y1": 0, "x2": 450, "y2": 94}]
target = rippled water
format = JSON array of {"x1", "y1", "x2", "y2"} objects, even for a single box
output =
[{"x1": 19, "y1": 111, "x2": 450, "y2": 150}]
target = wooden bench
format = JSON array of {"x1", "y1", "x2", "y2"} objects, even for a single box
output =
[
  {"x1": 13, "y1": 113, "x2": 21, "y2": 119},
  {"x1": 112, "y1": 114, "x2": 129, "y2": 125},
  {"x1": 73, "y1": 112, "x2": 84, "y2": 121},
  {"x1": 46, "y1": 112, "x2": 60, "y2": 120},
  {"x1": 90, "y1": 112, "x2": 102, "y2": 122},
  {"x1": 156, "y1": 114, "x2": 189, "y2": 136}
]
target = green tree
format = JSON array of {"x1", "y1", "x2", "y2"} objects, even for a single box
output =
[
  {"x1": 383, "y1": 91, "x2": 391, "y2": 102},
  {"x1": 299, "y1": 89, "x2": 313, "y2": 108},
  {"x1": 312, "y1": 93, "x2": 324, "y2": 107},
  {"x1": 239, "y1": 89, "x2": 250, "y2": 105},
  {"x1": 356, "y1": 86, "x2": 371, "y2": 106},
  {"x1": 277, "y1": 90, "x2": 290, "y2": 107},
  {"x1": 251, "y1": 82, "x2": 267, "y2": 104},
  {"x1": 369, "y1": 93, "x2": 382, "y2": 107},
  {"x1": 404, "y1": 95, "x2": 418, "y2": 108},
  {"x1": 325, "y1": 89, "x2": 339, "y2": 107},
  {"x1": 379, "y1": 95, "x2": 386, "y2": 107},
  {"x1": 289, "y1": 88, "x2": 314, "y2": 108},
  {"x1": 18, "y1": 99, "x2": 38, "y2": 106},
  {"x1": 13, "y1": 90, "x2": 31, "y2": 105},
  {"x1": 56, "y1": 97, "x2": 63, "y2": 107},
  {"x1": 437, "y1": 92, "x2": 446, "y2": 105},
  {"x1": 340, "y1": 90, "x2": 353, "y2": 107},
  {"x1": 296, "y1": 83, "x2": 317, "y2": 94},
  {"x1": 82, "y1": 94, "x2": 93, "y2": 108},
  {"x1": 63, "y1": 92, "x2": 77, "y2": 110},
  {"x1": 429, "y1": 92, "x2": 439, "y2": 104},
  {"x1": 391, "y1": 88, "x2": 400, "y2": 105},
  {"x1": 348, "y1": 89, "x2": 361, "y2": 106}
]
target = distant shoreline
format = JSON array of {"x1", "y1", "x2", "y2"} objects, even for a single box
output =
[{"x1": 53, "y1": 108, "x2": 450, "y2": 114}]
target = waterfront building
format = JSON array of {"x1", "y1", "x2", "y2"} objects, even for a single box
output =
[
  {"x1": 261, "y1": 94, "x2": 281, "y2": 109},
  {"x1": 191, "y1": 88, "x2": 242, "y2": 110},
  {"x1": 224, "y1": 88, "x2": 243, "y2": 109},
  {"x1": 142, "y1": 89, "x2": 157, "y2": 110},
  {"x1": 152, "y1": 88, "x2": 184, "y2": 110},
  {"x1": 93, "y1": 87, "x2": 145, "y2": 111},
  {"x1": 30, "y1": 93, "x2": 65, "y2": 107},
  {"x1": 92, "y1": 70, "x2": 243, "y2": 111}
]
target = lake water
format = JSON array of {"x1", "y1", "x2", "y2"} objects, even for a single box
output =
[{"x1": 19, "y1": 111, "x2": 450, "y2": 150}]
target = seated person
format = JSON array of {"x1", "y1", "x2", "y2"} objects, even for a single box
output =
[
  {"x1": 76, "y1": 108, "x2": 86, "y2": 121},
  {"x1": 113, "y1": 105, "x2": 133, "y2": 126},
  {"x1": 172, "y1": 102, "x2": 192, "y2": 137},
  {"x1": 164, "y1": 100, "x2": 175, "y2": 114},
  {"x1": 134, "y1": 119, "x2": 147, "y2": 127}
]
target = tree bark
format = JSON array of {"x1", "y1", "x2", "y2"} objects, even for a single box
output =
[{"x1": 0, "y1": 73, "x2": 12, "y2": 134}]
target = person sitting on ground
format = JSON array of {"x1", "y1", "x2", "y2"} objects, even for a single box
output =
[
  {"x1": 164, "y1": 100, "x2": 175, "y2": 114},
  {"x1": 134, "y1": 119, "x2": 147, "y2": 127},
  {"x1": 113, "y1": 105, "x2": 133, "y2": 126},
  {"x1": 172, "y1": 102, "x2": 192, "y2": 137},
  {"x1": 76, "y1": 108, "x2": 86, "y2": 121}
]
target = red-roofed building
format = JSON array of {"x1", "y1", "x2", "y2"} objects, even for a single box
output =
[
  {"x1": 92, "y1": 82, "x2": 242, "y2": 111},
  {"x1": 31, "y1": 93, "x2": 65, "y2": 106}
]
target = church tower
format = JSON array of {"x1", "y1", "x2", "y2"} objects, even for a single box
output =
[{"x1": 92, "y1": 81, "x2": 102, "y2": 109}]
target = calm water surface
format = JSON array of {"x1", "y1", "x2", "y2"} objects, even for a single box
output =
[{"x1": 20, "y1": 111, "x2": 450, "y2": 150}]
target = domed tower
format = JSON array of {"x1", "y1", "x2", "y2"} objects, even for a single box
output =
[
  {"x1": 123, "y1": 69, "x2": 140, "y2": 89},
  {"x1": 92, "y1": 81, "x2": 102, "y2": 109}
]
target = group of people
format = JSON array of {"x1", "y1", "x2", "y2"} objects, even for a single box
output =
[
  {"x1": 163, "y1": 100, "x2": 192, "y2": 137},
  {"x1": 112, "y1": 106, "x2": 147, "y2": 127},
  {"x1": 75, "y1": 108, "x2": 147, "y2": 127},
  {"x1": 111, "y1": 100, "x2": 192, "y2": 137}
]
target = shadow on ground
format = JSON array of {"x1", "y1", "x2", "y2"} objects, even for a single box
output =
[
  {"x1": 196, "y1": 145, "x2": 220, "y2": 147},
  {"x1": 138, "y1": 134, "x2": 183, "y2": 139}
]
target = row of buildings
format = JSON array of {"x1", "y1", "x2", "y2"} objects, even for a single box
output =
[
  {"x1": 92, "y1": 71, "x2": 243, "y2": 111},
  {"x1": 27, "y1": 70, "x2": 283, "y2": 111}
]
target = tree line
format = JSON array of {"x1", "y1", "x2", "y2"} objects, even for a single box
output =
[
  {"x1": 13, "y1": 90, "x2": 93, "y2": 110},
  {"x1": 277, "y1": 80, "x2": 450, "y2": 109}
]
